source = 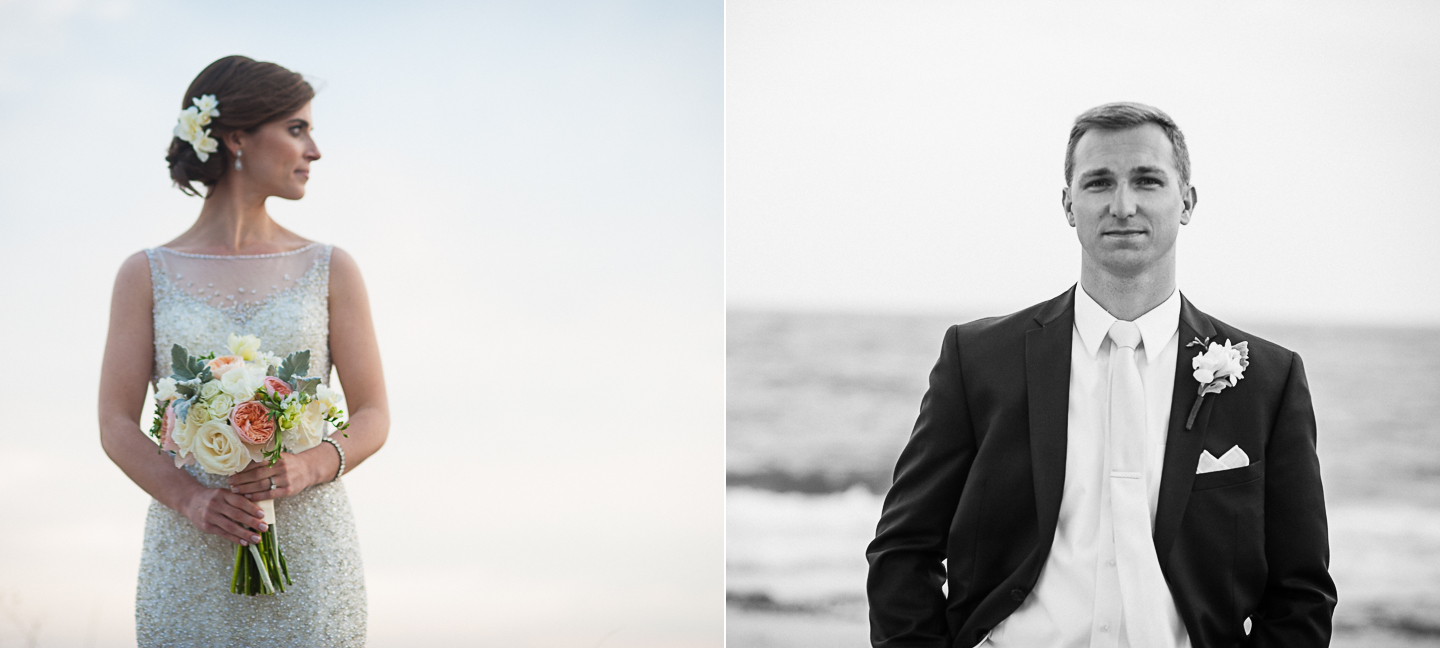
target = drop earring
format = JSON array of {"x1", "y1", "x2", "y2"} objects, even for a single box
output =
[{"x1": 234, "y1": 149, "x2": 243, "y2": 171}]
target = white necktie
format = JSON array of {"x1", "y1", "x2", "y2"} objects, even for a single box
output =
[{"x1": 1106, "y1": 321, "x2": 1172, "y2": 646}]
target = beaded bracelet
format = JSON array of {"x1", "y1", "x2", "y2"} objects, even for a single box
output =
[{"x1": 321, "y1": 437, "x2": 346, "y2": 482}]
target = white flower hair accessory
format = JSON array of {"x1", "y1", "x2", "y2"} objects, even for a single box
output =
[
  {"x1": 1185, "y1": 337, "x2": 1249, "y2": 429},
  {"x1": 173, "y1": 94, "x2": 221, "y2": 162}
]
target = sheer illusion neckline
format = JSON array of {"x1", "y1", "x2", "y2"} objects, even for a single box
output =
[
  {"x1": 147, "y1": 243, "x2": 331, "y2": 318},
  {"x1": 156, "y1": 241, "x2": 320, "y2": 259}
]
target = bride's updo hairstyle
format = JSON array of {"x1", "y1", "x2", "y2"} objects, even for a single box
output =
[{"x1": 166, "y1": 55, "x2": 315, "y2": 197}]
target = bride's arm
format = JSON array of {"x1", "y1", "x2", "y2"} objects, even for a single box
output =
[
  {"x1": 98, "y1": 251, "x2": 268, "y2": 546},
  {"x1": 313, "y1": 246, "x2": 391, "y2": 479},
  {"x1": 230, "y1": 246, "x2": 391, "y2": 500}
]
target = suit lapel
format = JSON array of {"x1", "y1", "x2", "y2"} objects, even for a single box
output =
[
  {"x1": 1153, "y1": 294, "x2": 1218, "y2": 567},
  {"x1": 1026, "y1": 287, "x2": 1076, "y2": 540}
]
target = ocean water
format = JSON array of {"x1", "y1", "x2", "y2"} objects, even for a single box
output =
[{"x1": 726, "y1": 309, "x2": 1440, "y2": 647}]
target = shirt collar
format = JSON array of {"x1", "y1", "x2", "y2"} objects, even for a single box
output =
[{"x1": 1073, "y1": 284, "x2": 1181, "y2": 365}]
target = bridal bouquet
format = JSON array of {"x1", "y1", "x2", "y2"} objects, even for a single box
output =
[{"x1": 147, "y1": 333, "x2": 350, "y2": 595}]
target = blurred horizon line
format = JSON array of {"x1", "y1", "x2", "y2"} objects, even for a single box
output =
[{"x1": 726, "y1": 302, "x2": 1440, "y2": 329}]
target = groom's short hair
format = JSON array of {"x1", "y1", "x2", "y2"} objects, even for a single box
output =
[{"x1": 1064, "y1": 102, "x2": 1191, "y2": 188}]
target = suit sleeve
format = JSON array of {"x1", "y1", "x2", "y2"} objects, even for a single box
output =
[
  {"x1": 1246, "y1": 352, "x2": 1338, "y2": 646},
  {"x1": 866, "y1": 325, "x2": 978, "y2": 647}
]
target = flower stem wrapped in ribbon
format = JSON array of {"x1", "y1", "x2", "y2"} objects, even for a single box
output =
[
  {"x1": 1185, "y1": 337, "x2": 1249, "y2": 430},
  {"x1": 148, "y1": 333, "x2": 351, "y2": 595}
]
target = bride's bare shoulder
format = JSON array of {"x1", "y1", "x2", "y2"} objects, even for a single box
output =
[
  {"x1": 116, "y1": 250, "x2": 153, "y2": 281},
  {"x1": 328, "y1": 246, "x2": 379, "y2": 314},
  {"x1": 110, "y1": 250, "x2": 154, "y2": 310},
  {"x1": 328, "y1": 246, "x2": 366, "y2": 290}
]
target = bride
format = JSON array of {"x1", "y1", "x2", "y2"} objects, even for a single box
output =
[{"x1": 97, "y1": 55, "x2": 386, "y2": 646}]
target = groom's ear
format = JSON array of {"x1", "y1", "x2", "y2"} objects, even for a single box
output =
[
  {"x1": 1062, "y1": 187, "x2": 1076, "y2": 227},
  {"x1": 1180, "y1": 185, "x2": 1198, "y2": 225}
]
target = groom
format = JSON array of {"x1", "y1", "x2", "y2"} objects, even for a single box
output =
[{"x1": 866, "y1": 103, "x2": 1336, "y2": 648}]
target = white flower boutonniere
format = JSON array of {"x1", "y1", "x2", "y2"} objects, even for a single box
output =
[{"x1": 1185, "y1": 337, "x2": 1249, "y2": 429}]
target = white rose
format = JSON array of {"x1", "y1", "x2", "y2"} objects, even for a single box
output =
[
  {"x1": 220, "y1": 364, "x2": 265, "y2": 401},
  {"x1": 190, "y1": 420, "x2": 253, "y2": 475},
  {"x1": 155, "y1": 377, "x2": 178, "y2": 401},
  {"x1": 1193, "y1": 340, "x2": 1250, "y2": 386},
  {"x1": 200, "y1": 381, "x2": 223, "y2": 400},
  {"x1": 1218, "y1": 341, "x2": 1248, "y2": 386},
  {"x1": 255, "y1": 351, "x2": 282, "y2": 373},
  {"x1": 1191, "y1": 343, "x2": 1229, "y2": 384},
  {"x1": 315, "y1": 384, "x2": 342, "y2": 409},
  {"x1": 246, "y1": 361, "x2": 270, "y2": 383},
  {"x1": 183, "y1": 399, "x2": 212, "y2": 428},
  {"x1": 285, "y1": 401, "x2": 328, "y2": 453},
  {"x1": 227, "y1": 333, "x2": 262, "y2": 361},
  {"x1": 206, "y1": 393, "x2": 235, "y2": 420},
  {"x1": 170, "y1": 403, "x2": 208, "y2": 462}
]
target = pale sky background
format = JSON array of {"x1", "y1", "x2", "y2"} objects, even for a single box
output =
[
  {"x1": 727, "y1": 0, "x2": 1440, "y2": 326},
  {"x1": 0, "y1": 1, "x2": 721, "y2": 647}
]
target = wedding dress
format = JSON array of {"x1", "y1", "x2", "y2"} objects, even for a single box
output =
[{"x1": 134, "y1": 243, "x2": 366, "y2": 647}]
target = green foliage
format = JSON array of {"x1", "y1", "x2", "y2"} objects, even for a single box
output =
[
  {"x1": 170, "y1": 345, "x2": 196, "y2": 380},
  {"x1": 173, "y1": 398, "x2": 192, "y2": 426},
  {"x1": 324, "y1": 408, "x2": 351, "y2": 438},
  {"x1": 277, "y1": 350, "x2": 311, "y2": 383},
  {"x1": 294, "y1": 376, "x2": 320, "y2": 395},
  {"x1": 148, "y1": 397, "x2": 167, "y2": 444},
  {"x1": 232, "y1": 528, "x2": 288, "y2": 596},
  {"x1": 169, "y1": 345, "x2": 212, "y2": 383}
]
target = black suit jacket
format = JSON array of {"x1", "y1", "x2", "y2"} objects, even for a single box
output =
[{"x1": 866, "y1": 287, "x2": 1337, "y2": 648}]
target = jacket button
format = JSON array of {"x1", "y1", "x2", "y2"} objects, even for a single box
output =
[{"x1": 1010, "y1": 588, "x2": 1025, "y2": 601}]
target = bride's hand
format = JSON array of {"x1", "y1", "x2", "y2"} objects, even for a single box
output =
[
  {"x1": 182, "y1": 487, "x2": 268, "y2": 546},
  {"x1": 228, "y1": 454, "x2": 314, "y2": 501}
]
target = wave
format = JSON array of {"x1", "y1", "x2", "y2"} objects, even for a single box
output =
[{"x1": 727, "y1": 468, "x2": 889, "y2": 494}]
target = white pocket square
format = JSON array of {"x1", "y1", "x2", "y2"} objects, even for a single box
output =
[{"x1": 1197, "y1": 445, "x2": 1250, "y2": 474}]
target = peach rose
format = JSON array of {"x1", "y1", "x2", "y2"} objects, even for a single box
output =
[
  {"x1": 229, "y1": 400, "x2": 276, "y2": 446},
  {"x1": 160, "y1": 402, "x2": 180, "y2": 452},
  {"x1": 263, "y1": 376, "x2": 293, "y2": 398},
  {"x1": 208, "y1": 354, "x2": 244, "y2": 378}
]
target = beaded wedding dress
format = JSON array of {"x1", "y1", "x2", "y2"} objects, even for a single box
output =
[{"x1": 135, "y1": 243, "x2": 366, "y2": 647}]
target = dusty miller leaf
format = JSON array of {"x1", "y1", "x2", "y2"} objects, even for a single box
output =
[
  {"x1": 278, "y1": 350, "x2": 311, "y2": 383},
  {"x1": 170, "y1": 344, "x2": 210, "y2": 382},
  {"x1": 171, "y1": 345, "x2": 195, "y2": 380},
  {"x1": 295, "y1": 376, "x2": 320, "y2": 395}
]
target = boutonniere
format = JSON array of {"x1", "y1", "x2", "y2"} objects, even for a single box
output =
[{"x1": 1185, "y1": 336, "x2": 1249, "y2": 429}]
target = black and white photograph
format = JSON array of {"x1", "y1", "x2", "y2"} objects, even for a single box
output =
[
  {"x1": 5, "y1": 1, "x2": 1440, "y2": 647},
  {"x1": 727, "y1": 2, "x2": 1440, "y2": 647}
]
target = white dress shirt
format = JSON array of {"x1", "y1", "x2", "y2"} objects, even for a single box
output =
[{"x1": 985, "y1": 286, "x2": 1191, "y2": 648}]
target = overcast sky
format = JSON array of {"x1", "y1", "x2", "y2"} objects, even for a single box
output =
[
  {"x1": 726, "y1": 0, "x2": 1440, "y2": 326},
  {"x1": 0, "y1": 1, "x2": 721, "y2": 646}
]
